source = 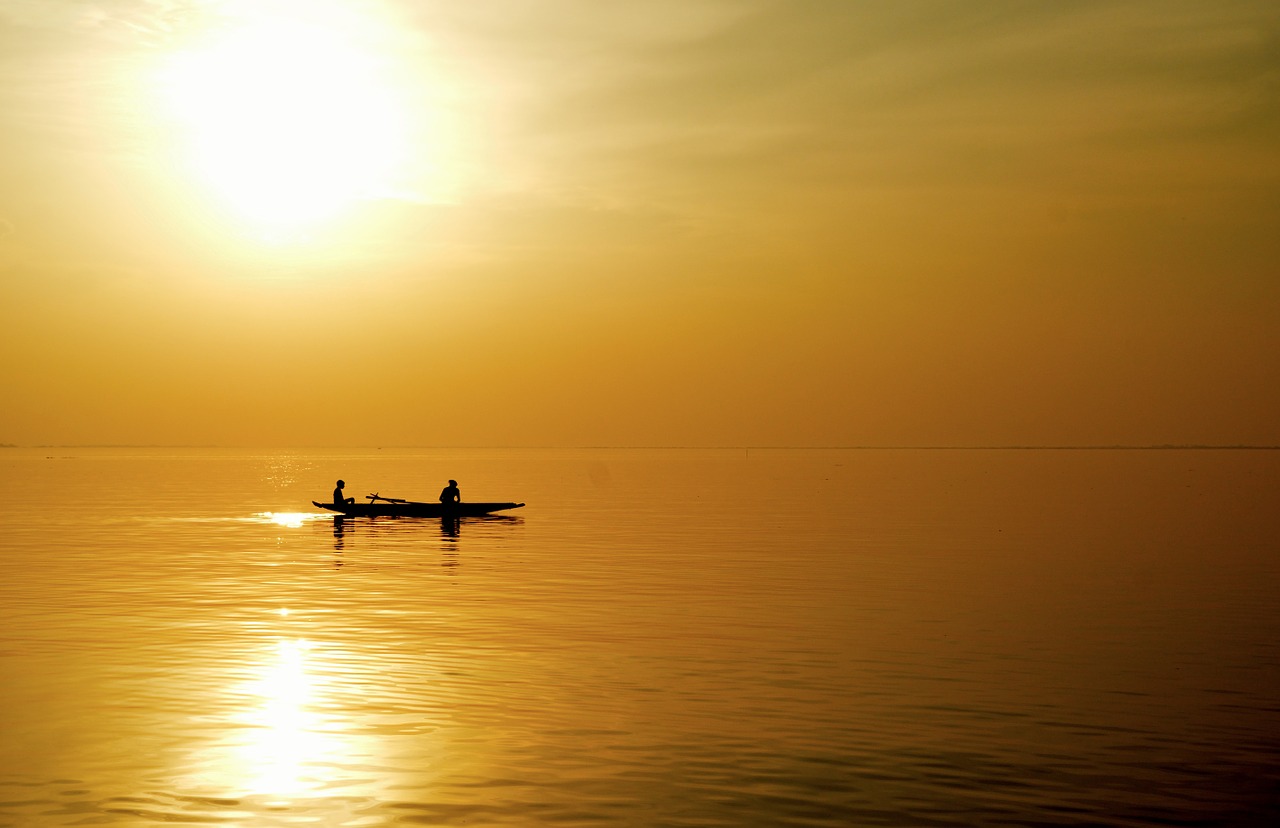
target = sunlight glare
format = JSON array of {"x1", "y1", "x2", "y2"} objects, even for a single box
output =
[
  {"x1": 158, "y1": 1, "x2": 414, "y2": 238},
  {"x1": 239, "y1": 638, "x2": 332, "y2": 797},
  {"x1": 267, "y1": 512, "x2": 308, "y2": 528},
  {"x1": 184, "y1": 629, "x2": 384, "y2": 800}
]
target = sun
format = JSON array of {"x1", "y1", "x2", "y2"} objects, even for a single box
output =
[{"x1": 157, "y1": 2, "x2": 412, "y2": 239}]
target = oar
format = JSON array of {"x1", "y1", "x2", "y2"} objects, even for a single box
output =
[{"x1": 366, "y1": 493, "x2": 409, "y2": 504}]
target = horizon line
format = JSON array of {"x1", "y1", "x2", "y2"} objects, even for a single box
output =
[{"x1": 6, "y1": 443, "x2": 1279, "y2": 451}]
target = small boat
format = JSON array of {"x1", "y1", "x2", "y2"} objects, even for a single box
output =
[{"x1": 313, "y1": 495, "x2": 525, "y2": 518}]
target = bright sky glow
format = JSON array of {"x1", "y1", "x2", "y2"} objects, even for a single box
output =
[{"x1": 157, "y1": 1, "x2": 413, "y2": 239}]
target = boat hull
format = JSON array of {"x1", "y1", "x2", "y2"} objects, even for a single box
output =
[{"x1": 313, "y1": 500, "x2": 524, "y2": 518}]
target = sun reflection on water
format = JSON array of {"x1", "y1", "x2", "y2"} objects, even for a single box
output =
[
  {"x1": 194, "y1": 632, "x2": 355, "y2": 801},
  {"x1": 240, "y1": 638, "x2": 326, "y2": 796},
  {"x1": 264, "y1": 512, "x2": 309, "y2": 528}
]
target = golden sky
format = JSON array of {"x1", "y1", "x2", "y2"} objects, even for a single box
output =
[{"x1": 1, "y1": 1, "x2": 1277, "y2": 447}]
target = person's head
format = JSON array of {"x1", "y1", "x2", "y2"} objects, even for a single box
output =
[
  {"x1": 336, "y1": 479, "x2": 345, "y2": 488},
  {"x1": 448, "y1": 479, "x2": 457, "y2": 487}
]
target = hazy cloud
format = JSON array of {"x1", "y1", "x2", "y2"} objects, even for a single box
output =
[{"x1": 0, "y1": 0, "x2": 1277, "y2": 445}]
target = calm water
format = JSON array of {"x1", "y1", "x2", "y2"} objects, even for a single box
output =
[{"x1": 1, "y1": 448, "x2": 1278, "y2": 827}]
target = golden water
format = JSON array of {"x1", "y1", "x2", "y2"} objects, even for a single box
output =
[{"x1": 1, "y1": 448, "x2": 1278, "y2": 826}]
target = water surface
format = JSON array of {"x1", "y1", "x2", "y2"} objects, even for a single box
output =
[{"x1": 1, "y1": 448, "x2": 1278, "y2": 826}]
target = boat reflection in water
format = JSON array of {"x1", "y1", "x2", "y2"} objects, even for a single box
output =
[
  {"x1": 328, "y1": 513, "x2": 521, "y2": 568},
  {"x1": 329, "y1": 514, "x2": 520, "y2": 539}
]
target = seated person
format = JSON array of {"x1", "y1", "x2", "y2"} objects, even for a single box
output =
[
  {"x1": 333, "y1": 479, "x2": 355, "y2": 506},
  {"x1": 439, "y1": 479, "x2": 461, "y2": 505}
]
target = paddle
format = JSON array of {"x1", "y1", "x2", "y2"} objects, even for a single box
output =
[{"x1": 366, "y1": 493, "x2": 409, "y2": 504}]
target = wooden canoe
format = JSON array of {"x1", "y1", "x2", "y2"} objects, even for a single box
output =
[{"x1": 313, "y1": 499, "x2": 524, "y2": 518}]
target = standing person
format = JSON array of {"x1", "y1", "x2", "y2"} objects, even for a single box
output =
[
  {"x1": 333, "y1": 480, "x2": 355, "y2": 506},
  {"x1": 439, "y1": 479, "x2": 460, "y2": 505}
]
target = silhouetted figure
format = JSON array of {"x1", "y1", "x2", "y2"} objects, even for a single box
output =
[
  {"x1": 333, "y1": 479, "x2": 355, "y2": 506},
  {"x1": 439, "y1": 479, "x2": 460, "y2": 505}
]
